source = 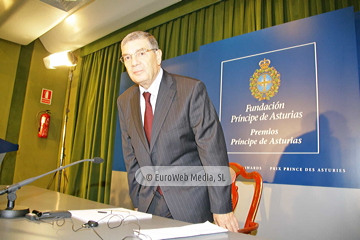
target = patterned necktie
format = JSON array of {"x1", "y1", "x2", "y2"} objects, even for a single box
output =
[{"x1": 143, "y1": 92, "x2": 153, "y2": 145}]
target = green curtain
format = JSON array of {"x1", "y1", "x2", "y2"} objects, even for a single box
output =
[
  {"x1": 66, "y1": 0, "x2": 359, "y2": 203},
  {"x1": 148, "y1": 0, "x2": 359, "y2": 60},
  {"x1": 65, "y1": 43, "x2": 121, "y2": 203}
]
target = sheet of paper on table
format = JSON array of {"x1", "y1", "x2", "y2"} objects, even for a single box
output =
[
  {"x1": 136, "y1": 221, "x2": 228, "y2": 240},
  {"x1": 70, "y1": 207, "x2": 152, "y2": 223}
]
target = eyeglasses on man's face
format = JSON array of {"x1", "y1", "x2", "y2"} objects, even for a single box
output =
[{"x1": 120, "y1": 48, "x2": 158, "y2": 63}]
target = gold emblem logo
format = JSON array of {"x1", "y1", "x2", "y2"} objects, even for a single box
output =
[{"x1": 249, "y1": 58, "x2": 281, "y2": 101}]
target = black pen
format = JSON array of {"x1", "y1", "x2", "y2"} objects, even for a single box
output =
[{"x1": 97, "y1": 211, "x2": 107, "y2": 214}]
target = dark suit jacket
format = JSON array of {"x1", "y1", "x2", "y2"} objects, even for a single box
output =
[{"x1": 117, "y1": 70, "x2": 232, "y2": 223}]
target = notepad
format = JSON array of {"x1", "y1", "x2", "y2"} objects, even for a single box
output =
[{"x1": 70, "y1": 207, "x2": 152, "y2": 223}]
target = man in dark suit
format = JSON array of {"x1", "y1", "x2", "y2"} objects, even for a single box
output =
[{"x1": 117, "y1": 31, "x2": 238, "y2": 232}]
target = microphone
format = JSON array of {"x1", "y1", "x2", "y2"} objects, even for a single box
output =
[
  {"x1": 0, "y1": 157, "x2": 104, "y2": 218},
  {"x1": 0, "y1": 157, "x2": 104, "y2": 196},
  {"x1": 92, "y1": 157, "x2": 104, "y2": 164}
]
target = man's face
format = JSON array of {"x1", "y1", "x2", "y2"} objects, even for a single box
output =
[{"x1": 121, "y1": 38, "x2": 162, "y2": 89}]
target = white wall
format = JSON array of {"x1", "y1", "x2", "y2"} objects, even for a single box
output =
[
  {"x1": 255, "y1": 183, "x2": 360, "y2": 239},
  {"x1": 110, "y1": 170, "x2": 360, "y2": 239}
]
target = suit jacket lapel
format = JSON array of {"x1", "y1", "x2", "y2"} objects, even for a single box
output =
[
  {"x1": 130, "y1": 89, "x2": 150, "y2": 152},
  {"x1": 150, "y1": 72, "x2": 176, "y2": 151}
]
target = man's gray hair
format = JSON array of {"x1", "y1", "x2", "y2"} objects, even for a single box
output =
[{"x1": 121, "y1": 31, "x2": 159, "y2": 49}]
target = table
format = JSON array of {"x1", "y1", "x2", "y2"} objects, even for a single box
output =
[{"x1": 0, "y1": 185, "x2": 266, "y2": 239}]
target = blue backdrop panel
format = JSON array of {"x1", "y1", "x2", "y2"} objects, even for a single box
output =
[
  {"x1": 199, "y1": 7, "x2": 360, "y2": 188},
  {"x1": 220, "y1": 43, "x2": 318, "y2": 154},
  {"x1": 356, "y1": 11, "x2": 360, "y2": 77}
]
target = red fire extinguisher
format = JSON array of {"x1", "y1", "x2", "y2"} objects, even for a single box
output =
[{"x1": 38, "y1": 110, "x2": 51, "y2": 138}]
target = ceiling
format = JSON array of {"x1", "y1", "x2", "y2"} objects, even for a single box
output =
[{"x1": 0, "y1": 0, "x2": 181, "y2": 53}]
